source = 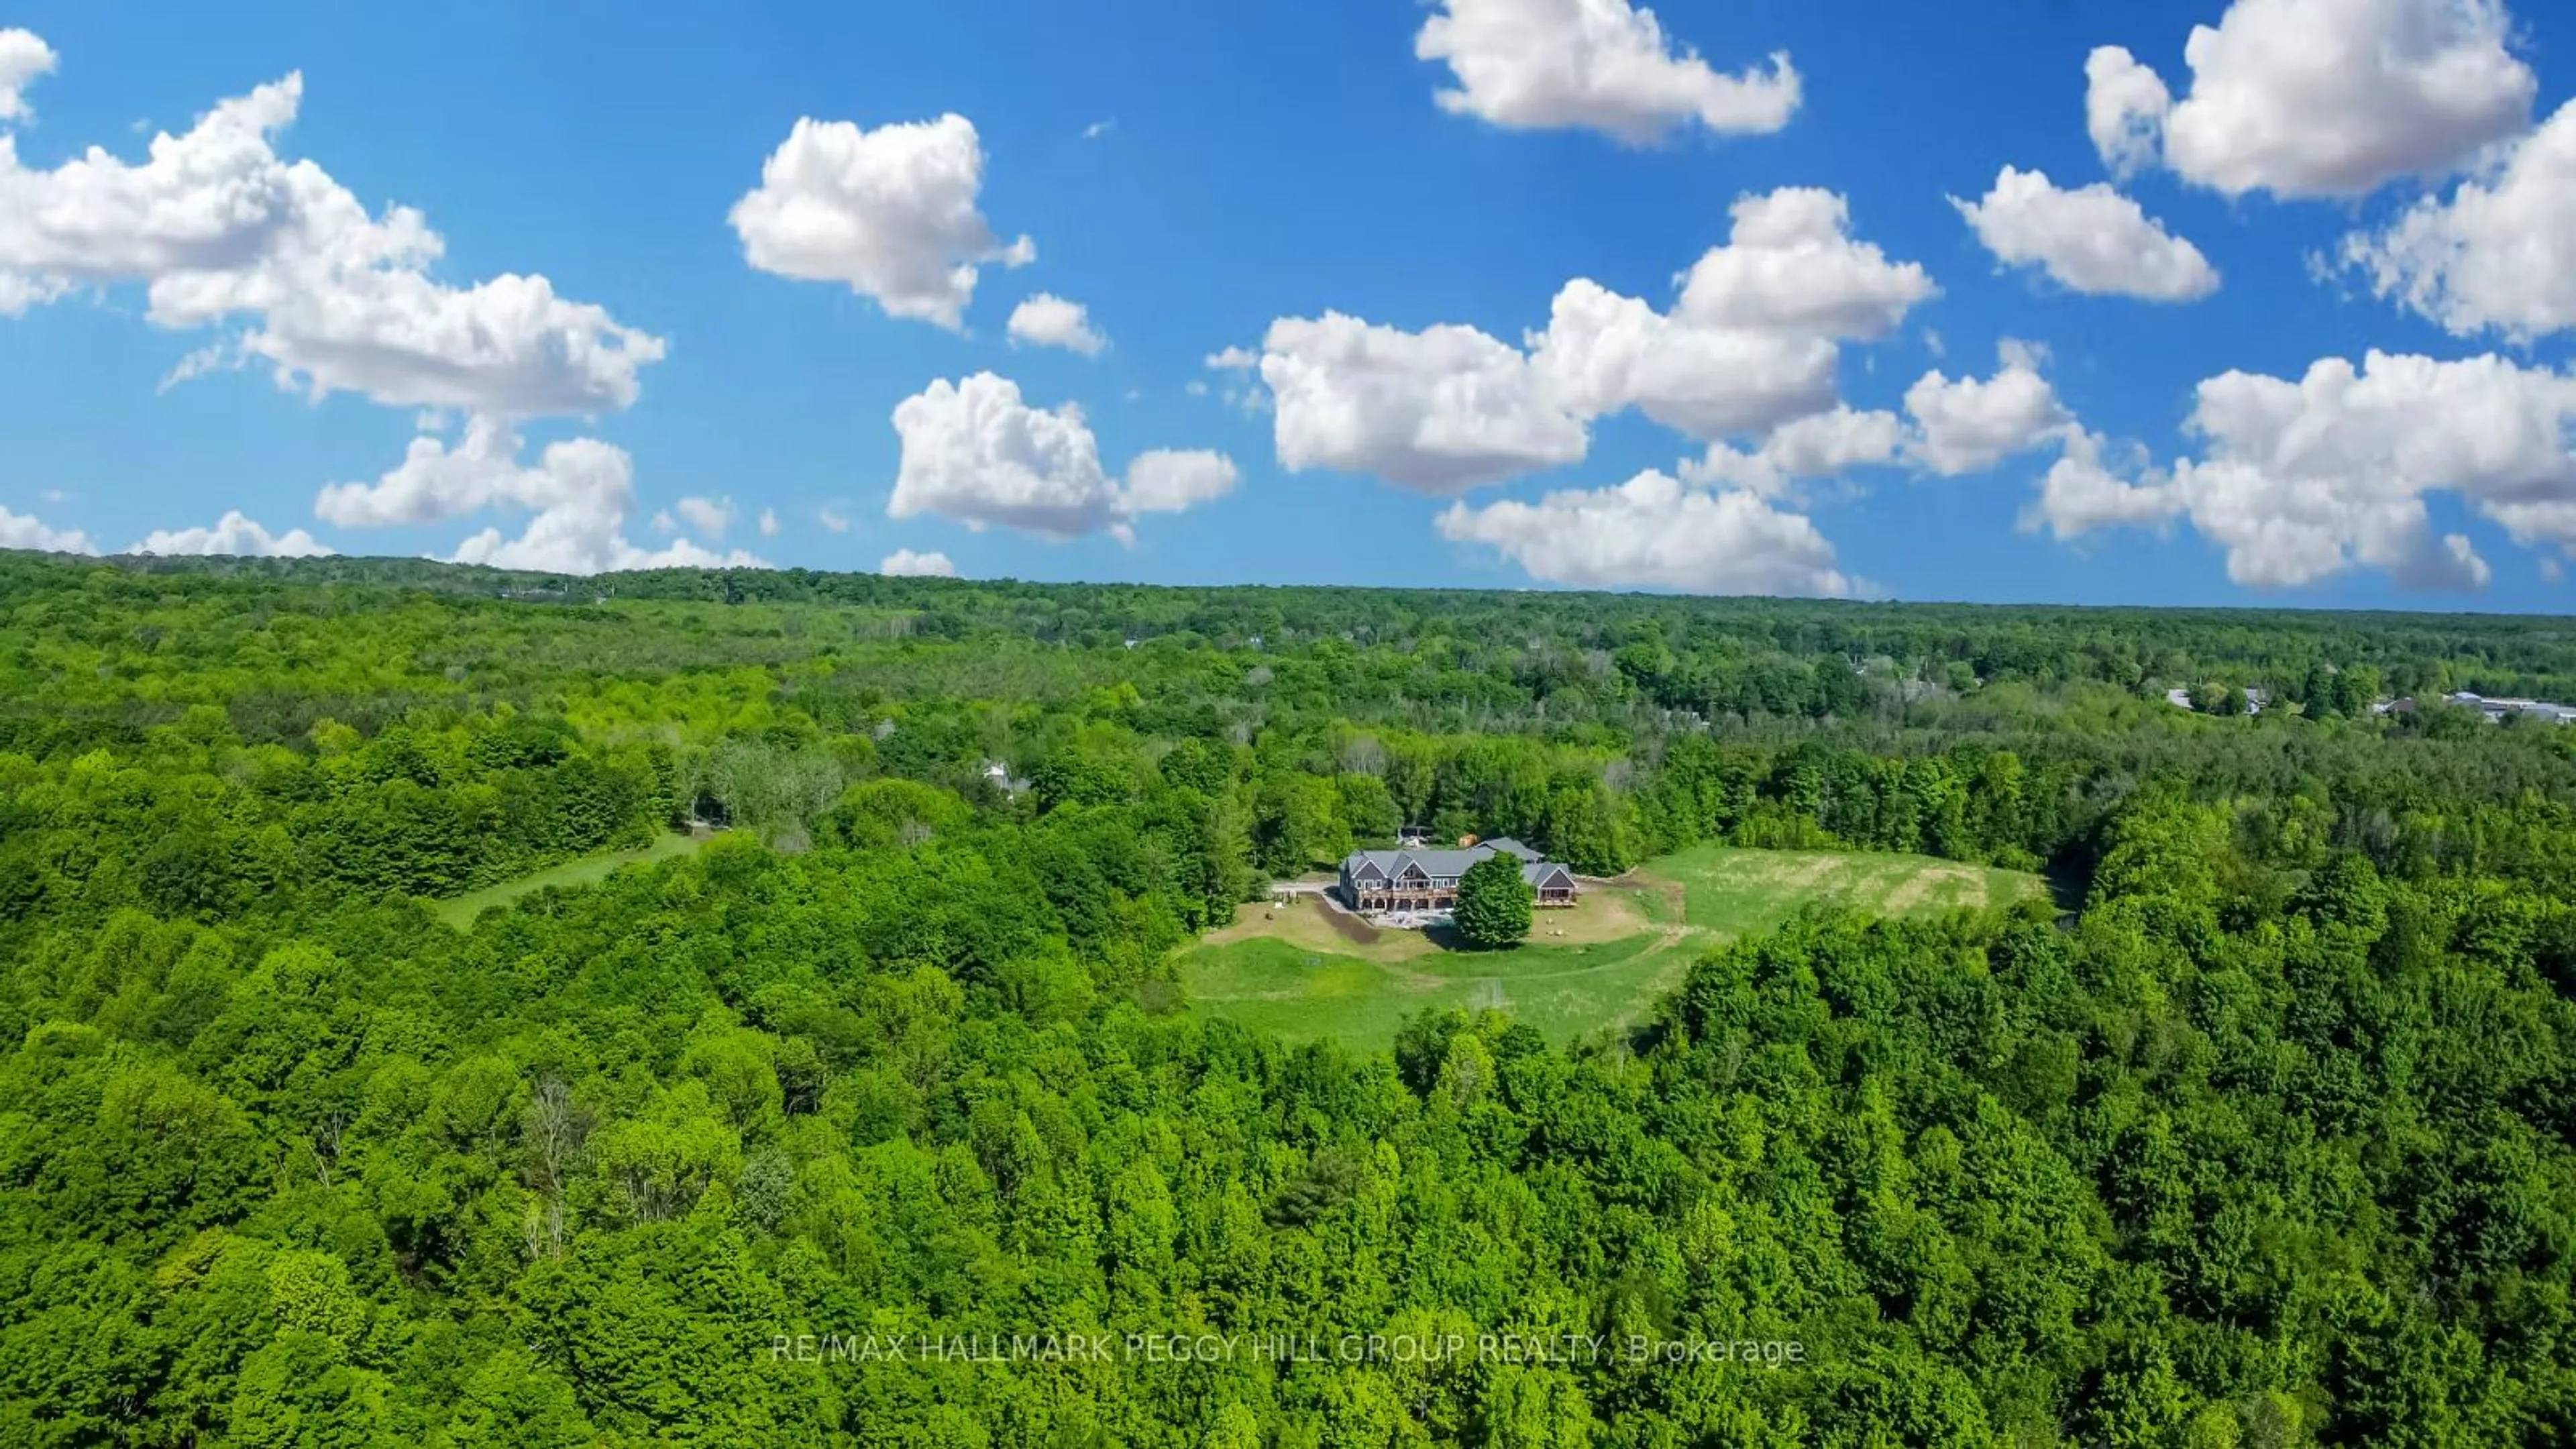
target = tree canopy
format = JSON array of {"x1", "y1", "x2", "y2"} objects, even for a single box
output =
[
  {"x1": 1452, "y1": 852, "x2": 1534, "y2": 947},
  {"x1": 0, "y1": 551, "x2": 2571, "y2": 1444}
]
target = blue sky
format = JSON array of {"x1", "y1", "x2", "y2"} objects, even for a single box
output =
[{"x1": 3, "y1": 0, "x2": 2576, "y2": 608}]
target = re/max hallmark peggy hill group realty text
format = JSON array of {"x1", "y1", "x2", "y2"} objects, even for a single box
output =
[{"x1": 768, "y1": 1330, "x2": 1809, "y2": 1368}]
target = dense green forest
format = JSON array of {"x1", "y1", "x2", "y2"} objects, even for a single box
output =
[{"x1": 3, "y1": 551, "x2": 2574, "y2": 1445}]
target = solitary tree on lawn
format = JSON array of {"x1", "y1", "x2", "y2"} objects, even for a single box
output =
[{"x1": 1454, "y1": 852, "x2": 1534, "y2": 948}]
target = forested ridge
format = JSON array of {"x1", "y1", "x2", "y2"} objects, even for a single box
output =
[{"x1": 3, "y1": 551, "x2": 2575, "y2": 1445}]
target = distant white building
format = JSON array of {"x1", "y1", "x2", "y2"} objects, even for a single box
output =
[{"x1": 2447, "y1": 692, "x2": 2576, "y2": 724}]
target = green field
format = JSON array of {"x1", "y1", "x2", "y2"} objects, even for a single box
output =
[
  {"x1": 430, "y1": 832, "x2": 712, "y2": 930},
  {"x1": 1180, "y1": 844, "x2": 2044, "y2": 1049}
]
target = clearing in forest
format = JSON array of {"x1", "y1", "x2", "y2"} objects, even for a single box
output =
[
  {"x1": 429, "y1": 831, "x2": 712, "y2": 929},
  {"x1": 1180, "y1": 844, "x2": 2045, "y2": 1050}
]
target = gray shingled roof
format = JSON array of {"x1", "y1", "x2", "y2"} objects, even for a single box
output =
[{"x1": 1340, "y1": 840, "x2": 1572, "y2": 886}]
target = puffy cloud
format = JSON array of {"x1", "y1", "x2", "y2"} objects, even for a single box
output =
[
  {"x1": 319, "y1": 415, "x2": 764, "y2": 575},
  {"x1": 2169, "y1": 458, "x2": 2491, "y2": 590},
  {"x1": 1202, "y1": 347, "x2": 1272, "y2": 415},
  {"x1": 674, "y1": 496, "x2": 734, "y2": 539},
  {"x1": 1006, "y1": 292, "x2": 1106, "y2": 355},
  {"x1": 1415, "y1": 0, "x2": 1799, "y2": 144},
  {"x1": 0, "y1": 28, "x2": 55, "y2": 123},
  {"x1": 729, "y1": 113, "x2": 1033, "y2": 329},
  {"x1": 757, "y1": 507, "x2": 780, "y2": 538},
  {"x1": 1, "y1": 503, "x2": 331, "y2": 559},
  {"x1": 2041, "y1": 350, "x2": 2576, "y2": 590},
  {"x1": 0, "y1": 68, "x2": 663, "y2": 415},
  {"x1": 1951, "y1": 166, "x2": 2218, "y2": 302},
  {"x1": 1902, "y1": 344, "x2": 2071, "y2": 476},
  {"x1": 888, "y1": 372, "x2": 1236, "y2": 540},
  {"x1": 1121, "y1": 449, "x2": 1239, "y2": 515},
  {"x1": 1437, "y1": 469, "x2": 1850, "y2": 596},
  {"x1": 317, "y1": 415, "x2": 551, "y2": 527},
  {"x1": 818, "y1": 504, "x2": 853, "y2": 533},
  {"x1": 880, "y1": 547, "x2": 957, "y2": 577},
  {"x1": 2165, "y1": 350, "x2": 2570, "y2": 588},
  {"x1": 1531, "y1": 278, "x2": 1835, "y2": 439},
  {"x1": 1670, "y1": 189, "x2": 1935, "y2": 339},
  {"x1": 2024, "y1": 430, "x2": 2180, "y2": 539},
  {"x1": 127, "y1": 511, "x2": 331, "y2": 557},
  {"x1": 890, "y1": 373, "x2": 1118, "y2": 537},
  {"x1": 2088, "y1": 0, "x2": 2534, "y2": 199},
  {"x1": 1260, "y1": 312, "x2": 1586, "y2": 492},
  {"x1": 0, "y1": 270, "x2": 65, "y2": 316},
  {"x1": 1260, "y1": 189, "x2": 1928, "y2": 489},
  {"x1": 2085, "y1": 46, "x2": 2171, "y2": 176},
  {"x1": 1531, "y1": 188, "x2": 1933, "y2": 439},
  {"x1": 0, "y1": 504, "x2": 93, "y2": 553},
  {"x1": 1680, "y1": 406, "x2": 1903, "y2": 496},
  {"x1": 2340, "y1": 99, "x2": 2576, "y2": 341}
]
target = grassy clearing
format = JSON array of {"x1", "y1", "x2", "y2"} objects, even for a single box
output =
[
  {"x1": 430, "y1": 832, "x2": 710, "y2": 930},
  {"x1": 1179, "y1": 845, "x2": 2045, "y2": 1051}
]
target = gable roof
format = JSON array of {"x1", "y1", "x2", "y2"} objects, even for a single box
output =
[{"x1": 1340, "y1": 838, "x2": 1568, "y2": 885}]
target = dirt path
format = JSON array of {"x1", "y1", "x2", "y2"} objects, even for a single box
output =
[
  {"x1": 1590, "y1": 869, "x2": 1686, "y2": 923},
  {"x1": 1308, "y1": 897, "x2": 1381, "y2": 945}
]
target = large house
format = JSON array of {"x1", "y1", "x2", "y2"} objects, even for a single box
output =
[{"x1": 1337, "y1": 837, "x2": 1578, "y2": 912}]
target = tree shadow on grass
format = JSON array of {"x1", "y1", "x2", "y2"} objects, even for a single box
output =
[{"x1": 1421, "y1": 924, "x2": 1523, "y2": 954}]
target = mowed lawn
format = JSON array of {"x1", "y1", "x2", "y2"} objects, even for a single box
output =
[
  {"x1": 430, "y1": 831, "x2": 711, "y2": 930},
  {"x1": 1180, "y1": 844, "x2": 2045, "y2": 1049}
]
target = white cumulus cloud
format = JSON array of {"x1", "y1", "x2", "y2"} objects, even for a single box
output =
[
  {"x1": 674, "y1": 495, "x2": 734, "y2": 539},
  {"x1": 888, "y1": 372, "x2": 1236, "y2": 540},
  {"x1": 2037, "y1": 350, "x2": 2576, "y2": 590},
  {"x1": 1902, "y1": 343, "x2": 2072, "y2": 476},
  {"x1": 0, "y1": 28, "x2": 56, "y2": 123},
  {"x1": 758, "y1": 506, "x2": 780, "y2": 538},
  {"x1": 1438, "y1": 469, "x2": 1850, "y2": 596},
  {"x1": 1006, "y1": 292, "x2": 1107, "y2": 355},
  {"x1": 1530, "y1": 278, "x2": 1837, "y2": 440},
  {"x1": 1669, "y1": 188, "x2": 1935, "y2": 339},
  {"x1": 729, "y1": 113, "x2": 1033, "y2": 330},
  {"x1": 1260, "y1": 312, "x2": 1587, "y2": 493},
  {"x1": 0, "y1": 504, "x2": 93, "y2": 553},
  {"x1": 2341, "y1": 99, "x2": 2576, "y2": 341},
  {"x1": 1531, "y1": 187, "x2": 1934, "y2": 439},
  {"x1": 879, "y1": 547, "x2": 957, "y2": 577},
  {"x1": 0, "y1": 66, "x2": 663, "y2": 415},
  {"x1": 1121, "y1": 449, "x2": 1239, "y2": 515},
  {"x1": 127, "y1": 511, "x2": 332, "y2": 557},
  {"x1": 319, "y1": 415, "x2": 764, "y2": 575},
  {"x1": 2085, "y1": 46, "x2": 2171, "y2": 178},
  {"x1": 2084, "y1": 0, "x2": 2534, "y2": 199},
  {"x1": 1680, "y1": 406, "x2": 1904, "y2": 496},
  {"x1": 1952, "y1": 166, "x2": 2218, "y2": 302},
  {"x1": 1259, "y1": 188, "x2": 1930, "y2": 489},
  {"x1": 1415, "y1": 0, "x2": 1799, "y2": 144},
  {"x1": 2025, "y1": 430, "x2": 2181, "y2": 539}
]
